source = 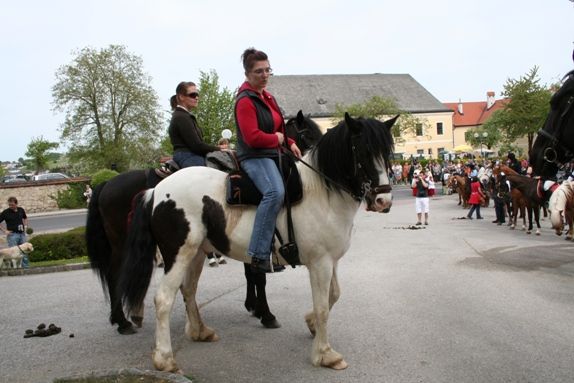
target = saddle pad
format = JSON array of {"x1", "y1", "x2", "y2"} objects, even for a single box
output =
[{"x1": 226, "y1": 155, "x2": 303, "y2": 206}]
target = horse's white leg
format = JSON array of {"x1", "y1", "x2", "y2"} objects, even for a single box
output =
[
  {"x1": 181, "y1": 249, "x2": 219, "y2": 342},
  {"x1": 152, "y1": 253, "x2": 193, "y2": 374},
  {"x1": 305, "y1": 263, "x2": 340, "y2": 337},
  {"x1": 307, "y1": 258, "x2": 347, "y2": 370}
]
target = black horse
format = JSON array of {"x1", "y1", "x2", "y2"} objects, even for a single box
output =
[
  {"x1": 86, "y1": 111, "x2": 322, "y2": 334},
  {"x1": 529, "y1": 69, "x2": 574, "y2": 179}
]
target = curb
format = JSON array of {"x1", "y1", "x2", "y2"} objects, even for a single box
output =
[{"x1": 0, "y1": 262, "x2": 90, "y2": 277}]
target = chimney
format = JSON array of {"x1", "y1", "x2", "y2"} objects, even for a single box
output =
[
  {"x1": 457, "y1": 99, "x2": 464, "y2": 115},
  {"x1": 486, "y1": 91, "x2": 495, "y2": 110}
]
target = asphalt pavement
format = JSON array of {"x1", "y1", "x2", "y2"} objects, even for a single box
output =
[{"x1": 0, "y1": 187, "x2": 573, "y2": 383}]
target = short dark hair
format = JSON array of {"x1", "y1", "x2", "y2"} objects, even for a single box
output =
[
  {"x1": 7, "y1": 197, "x2": 18, "y2": 204},
  {"x1": 169, "y1": 95, "x2": 177, "y2": 111},
  {"x1": 241, "y1": 48, "x2": 268, "y2": 73},
  {"x1": 175, "y1": 81, "x2": 196, "y2": 96}
]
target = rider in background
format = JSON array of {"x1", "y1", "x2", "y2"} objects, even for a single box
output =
[{"x1": 169, "y1": 81, "x2": 220, "y2": 168}]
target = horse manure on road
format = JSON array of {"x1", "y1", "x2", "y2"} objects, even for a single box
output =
[
  {"x1": 24, "y1": 323, "x2": 62, "y2": 338},
  {"x1": 381, "y1": 225, "x2": 426, "y2": 230}
]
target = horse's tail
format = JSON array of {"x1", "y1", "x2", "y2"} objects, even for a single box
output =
[
  {"x1": 117, "y1": 189, "x2": 156, "y2": 315},
  {"x1": 86, "y1": 181, "x2": 113, "y2": 296}
]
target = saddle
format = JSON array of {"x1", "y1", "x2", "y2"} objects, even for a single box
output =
[{"x1": 224, "y1": 153, "x2": 303, "y2": 207}]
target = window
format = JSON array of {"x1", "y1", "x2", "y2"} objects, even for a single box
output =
[
  {"x1": 437, "y1": 147, "x2": 445, "y2": 154},
  {"x1": 416, "y1": 149, "x2": 424, "y2": 155},
  {"x1": 436, "y1": 122, "x2": 443, "y2": 135},
  {"x1": 416, "y1": 123, "x2": 423, "y2": 136},
  {"x1": 428, "y1": 148, "x2": 432, "y2": 155}
]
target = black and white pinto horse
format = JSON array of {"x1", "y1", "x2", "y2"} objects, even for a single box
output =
[
  {"x1": 117, "y1": 113, "x2": 397, "y2": 373},
  {"x1": 529, "y1": 69, "x2": 574, "y2": 178},
  {"x1": 87, "y1": 111, "x2": 322, "y2": 334}
]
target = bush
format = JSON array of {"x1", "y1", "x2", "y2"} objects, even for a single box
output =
[
  {"x1": 91, "y1": 169, "x2": 119, "y2": 187},
  {"x1": 52, "y1": 182, "x2": 87, "y2": 209},
  {"x1": 29, "y1": 227, "x2": 87, "y2": 262}
]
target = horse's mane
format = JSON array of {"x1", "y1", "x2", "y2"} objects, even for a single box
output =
[{"x1": 310, "y1": 118, "x2": 394, "y2": 193}]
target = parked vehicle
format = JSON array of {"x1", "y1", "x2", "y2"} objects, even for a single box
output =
[
  {"x1": 32, "y1": 173, "x2": 69, "y2": 181},
  {"x1": 2, "y1": 175, "x2": 29, "y2": 183}
]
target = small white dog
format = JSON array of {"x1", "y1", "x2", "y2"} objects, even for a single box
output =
[{"x1": 0, "y1": 242, "x2": 34, "y2": 269}]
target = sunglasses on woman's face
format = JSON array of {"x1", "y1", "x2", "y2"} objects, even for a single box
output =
[{"x1": 186, "y1": 92, "x2": 199, "y2": 99}]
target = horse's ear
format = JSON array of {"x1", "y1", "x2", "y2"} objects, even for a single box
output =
[
  {"x1": 345, "y1": 112, "x2": 361, "y2": 134},
  {"x1": 385, "y1": 114, "x2": 400, "y2": 130},
  {"x1": 296, "y1": 110, "x2": 305, "y2": 125}
]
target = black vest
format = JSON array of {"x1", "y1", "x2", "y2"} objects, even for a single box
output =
[{"x1": 234, "y1": 90, "x2": 283, "y2": 161}]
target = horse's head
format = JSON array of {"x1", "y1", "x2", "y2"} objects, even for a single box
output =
[
  {"x1": 285, "y1": 110, "x2": 323, "y2": 155},
  {"x1": 344, "y1": 113, "x2": 397, "y2": 213},
  {"x1": 311, "y1": 113, "x2": 396, "y2": 213},
  {"x1": 529, "y1": 70, "x2": 574, "y2": 179}
]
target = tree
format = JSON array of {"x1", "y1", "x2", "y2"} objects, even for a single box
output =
[
  {"x1": 52, "y1": 45, "x2": 163, "y2": 172},
  {"x1": 25, "y1": 137, "x2": 59, "y2": 174},
  {"x1": 333, "y1": 96, "x2": 426, "y2": 141},
  {"x1": 494, "y1": 67, "x2": 552, "y2": 152},
  {"x1": 194, "y1": 70, "x2": 236, "y2": 145}
]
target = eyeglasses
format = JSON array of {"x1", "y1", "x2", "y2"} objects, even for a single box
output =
[
  {"x1": 186, "y1": 92, "x2": 199, "y2": 99},
  {"x1": 252, "y1": 67, "x2": 273, "y2": 75}
]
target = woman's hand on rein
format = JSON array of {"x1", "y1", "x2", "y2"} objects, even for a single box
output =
[
  {"x1": 275, "y1": 132, "x2": 285, "y2": 145},
  {"x1": 290, "y1": 143, "x2": 302, "y2": 159}
]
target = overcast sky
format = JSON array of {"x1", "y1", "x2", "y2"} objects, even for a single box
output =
[{"x1": 1, "y1": 0, "x2": 573, "y2": 162}]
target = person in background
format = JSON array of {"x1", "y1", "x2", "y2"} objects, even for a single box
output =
[
  {"x1": 169, "y1": 81, "x2": 220, "y2": 168},
  {"x1": 507, "y1": 152, "x2": 522, "y2": 174},
  {"x1": 0, "y1": 197, "x2": 29, "y2": 268},
  {"x1": 466, "y1": 176, "x2": 486, "y2": 220},
  {"x1": 83, "y1": 185, "x2": 93, "y2": 205},
  {"x1": 411, "y1": 169, "x2": 430, "y2": 225},
  {"x1": 218, "y1": 138, "x2": 230, "y2": 150},
  {"x1": 492, "y1": 172, "x2": 511, "y2": 225}
]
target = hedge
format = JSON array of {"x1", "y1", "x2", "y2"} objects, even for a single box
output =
[
  {"x1": 29, "y1": 227, "x2": 87, "y2": 262},
  {"x1": 91, "y1": 169, "x2": 120, "y2": 187}
]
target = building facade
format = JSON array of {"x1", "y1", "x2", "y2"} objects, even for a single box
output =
[{"x1": 267, "y1": 74, "x2": 454, "y2": 160}]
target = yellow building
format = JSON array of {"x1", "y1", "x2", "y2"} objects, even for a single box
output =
[{"x1": 268, "y1": 74, "x2": 454, "y2": 160}]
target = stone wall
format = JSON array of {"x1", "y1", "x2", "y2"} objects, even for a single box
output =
[{"x1": 0, "y1": 177, "x2": 90, "y2": 213}]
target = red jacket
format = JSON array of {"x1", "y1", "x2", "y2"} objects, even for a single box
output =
[
  {"x1": 235, "y1": 82, "x2": 294, "y2": 149},
  {"x1": 468, "y1": 181, "x2": 484, "y2": 205}
]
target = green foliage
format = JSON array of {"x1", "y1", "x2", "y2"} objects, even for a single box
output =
[
  {"x1": 0, "y1": 163, "x2": 5, "y2": 179},
  {"x1": 194, "y1": 69, "x2": 236, "y2": 145},
  {"x1": 52, "y1": 45, "x2": 164, "y2": 172},
  {"x1": 29, "y1": 227, "x2": 87, "y2": 262},
  {"x1": 494, "y1": 66, "x2": 552, "y2": 151},
  {"x1": 25, "y1": 136, "x2": 59, "y2": 174},
  {"x1": 333, "y1": 96, "x2": 425, "y2": 141},
  {"x1": 464, "y1": 125, "x2": 500, "y2": 150},
  {"x1": 52, "y1": 182, "x2": 88, "y2": 209},
  {"x1": 90, "y1": 169, "x2": 119, "y2": 187}
]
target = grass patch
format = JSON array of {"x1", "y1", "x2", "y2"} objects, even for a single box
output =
[{"x1": 30, "y1": 256, "x2": 89, "y2": 268}]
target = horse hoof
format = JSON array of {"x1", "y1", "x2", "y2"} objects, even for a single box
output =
[
  {"x1": 262, "y1": 318, "x2": 281, "y2": 329},
  {"x1": 526, "y1": 231, "x2": 531, "y2": 234},
  {"x1": 327, "y1": 359, "x2": 349, "y2": 370},
  {"x1": 131, "y1": 316, "x2": 143, "y2": 328},
  {"x1": 536, "y1": 231, "x2": 541, "y2": 236},
  {"x1": 117, "y1": 323, "x2": 137, "y2": 335}
]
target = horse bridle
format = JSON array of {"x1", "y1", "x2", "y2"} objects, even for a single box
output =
[
  {"x1": 537, "y1": 71, "x2": 574, "y2": 170},
  {"x1": 350, "y1": 132, "x2": 392, "y2": 202},
  {"x1": 281, "y1": 131, "x2": 392, "y2": 203}
]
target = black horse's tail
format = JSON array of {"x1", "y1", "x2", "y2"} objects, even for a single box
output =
[
  {"x1": 117, "y1": 189, "x2": 156, "y2": 315},
  {"x1": 86, "y1": 181, "x2": 113, "y2": 296}
]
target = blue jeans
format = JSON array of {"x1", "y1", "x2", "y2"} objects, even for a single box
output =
[
  {"x1": 173, "y1": 151, "x2": 205, "y2": 168},
  {"x1": 7, "y1": 232, "x2": 28, "y2": 268},
  {"x1": 241, "y1": 157, "x2": 285, "y2": 260}
]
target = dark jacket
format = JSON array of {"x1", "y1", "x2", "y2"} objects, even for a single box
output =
[
  {"x1": 168, "y1": 107, "x2": 219, "y2": 156},
  {"x1": 234, "y1": 82, "x2": 293, "y2": 161}
]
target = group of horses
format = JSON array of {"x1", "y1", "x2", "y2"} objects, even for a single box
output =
[
  {"x1": 85, "y1": 68, "x2": 573, "y2": 375},
  {"x1": 447, "y1": 69, "x2": 574, "y2": 238}
]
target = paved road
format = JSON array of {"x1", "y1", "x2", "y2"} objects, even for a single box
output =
[
  {"x1": 27, "y1": 210, "x2": 87, "y2": 233},
  {"x1": 1, "y1": 188, "x2": 573, "y2": 383}
]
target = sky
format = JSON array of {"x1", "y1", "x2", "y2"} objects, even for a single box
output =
[{"x1": 1, "y1": 0, "x2": 573, "y2": 162}]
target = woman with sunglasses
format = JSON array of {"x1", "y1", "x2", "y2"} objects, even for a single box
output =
[
  {"x1": 235, "y1": 48, "x2": 302, "y2": 273},
  {"x1": 169, "y1": 81, "x2": 220, "y2": 168}
]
